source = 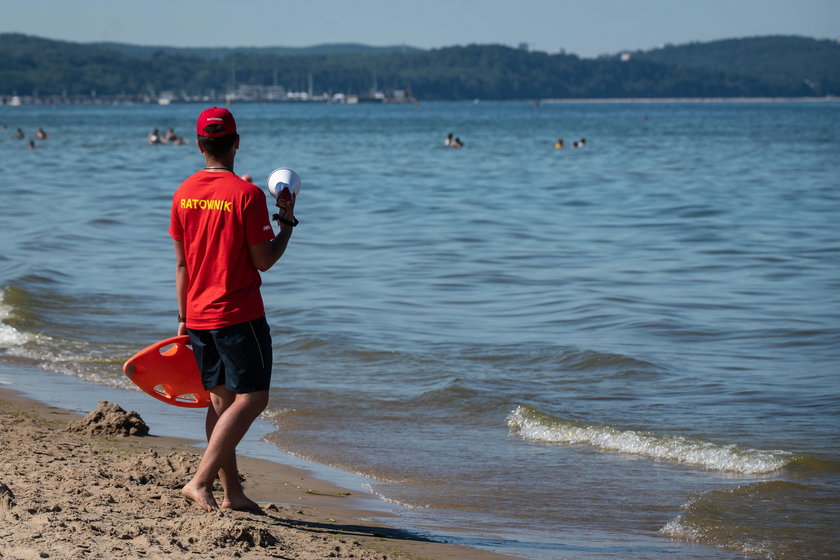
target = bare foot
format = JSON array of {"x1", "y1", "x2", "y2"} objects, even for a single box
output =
[
  {"x1": 221, "y1": 495, "x2": 265, "y2": 514},
  {"x1": 182, "y1": 481, "x2": 219, "y2": 512}
]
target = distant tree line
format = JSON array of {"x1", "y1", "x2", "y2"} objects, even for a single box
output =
[
  {"x1": 631, "y1": 35, "x2": 840, "y2": 96},
  {"x1": 1, "y1": 33, "x2": 838, "y2": 100}
]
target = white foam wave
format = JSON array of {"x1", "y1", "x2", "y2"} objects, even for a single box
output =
[
  {"x1": 0, "y1": 294, "x2": 32, "y2": 348},
  {"x1": 260, "y1": 407, "x2": 295, "y2": 422},
  {"x1": 0, "y1": 290, "x2": 131, "y2": 387},
  {"x1": 360, "y1": 483, "x2": 426, "y2": 510},
  {"x1": 660, "y1": 515, "x2": 776, "y2": 559},
  {"x1": 507, "y1": 405, "x2": 793, "y2": 474},
  {"x1": 660, "y1": 491, "x2": 778, "y2": 558},
  {"x1": 0, "y1": 322, "x2": 29, "y2": 348}
]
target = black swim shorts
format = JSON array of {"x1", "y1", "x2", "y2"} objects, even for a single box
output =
[{"x1": 187, "y1": 317, "x2": 272, "y2": 393}]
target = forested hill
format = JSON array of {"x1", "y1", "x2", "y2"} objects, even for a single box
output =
[
  {"x1": 88, "y1": 41, "x2": 422, "y2": 59},
  {"x1": 1, "y1": 33, "x2": 838, "y2": 101},
  {"x1": 630, "y1": 36, "x2": 840, "y2": 95}
]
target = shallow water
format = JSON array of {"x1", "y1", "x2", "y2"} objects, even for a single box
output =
[{"x1": 1, "y1": 100, "x2": 839, "y2": 559}]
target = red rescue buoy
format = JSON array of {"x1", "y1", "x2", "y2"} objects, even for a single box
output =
[{"x1": 123, "y1": 335, "x2": 210, "y2": 408}]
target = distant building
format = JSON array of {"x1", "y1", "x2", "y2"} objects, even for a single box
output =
[
  {"x1": 236, "y1": 85, "x2": 287, "y2": 101},
  {"x1": 620, "y1": 53, "x2": 632, "y2": 62},
  {"x1": 518, "y1": 42, "x2": 529, "y2": 51}
]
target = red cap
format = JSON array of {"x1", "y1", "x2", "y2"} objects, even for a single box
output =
[{"x1": 196, "y1": 107, "x2": 237, "y2": 137}]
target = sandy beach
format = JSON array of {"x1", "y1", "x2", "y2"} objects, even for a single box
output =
[{"x1": 0, "y1": 388, "x2": 514, "y2": 560}]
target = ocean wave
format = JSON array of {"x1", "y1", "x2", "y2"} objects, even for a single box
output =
[
  {"x1": 0, "y1": 289, "x2": 35, "y2": 348},
  {"x1": 360, "y1": 483, "x2": 426, "y2": 510},
  {"x1": 0, "y1": 316, "x2": 31, "y2": 348},
  {"x1": 259, "y1": 407, "x2": 296, "y2": 422},
  {"x1": 550, "y1": 348, "x2": 665, "y2": 374},
  {"x1": 507, "y1": 404, "x2": 794, "y2": 474},
  {"x1": 460, "y1": 343, "x2": 665, "y2": 376},
  {"x1": 660, "y1": 481, "x2": 839, "y2": 559},
  {"x1": 661, "y1": 513, "x2": 776, "y2": 559},
  {"x1": 0, "y1": 287, "x2": 133, "y2": 389}
]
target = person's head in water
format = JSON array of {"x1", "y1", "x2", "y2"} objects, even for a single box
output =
[{"x1": 196, "y1": 107, "x2": 239, "y2": 159}]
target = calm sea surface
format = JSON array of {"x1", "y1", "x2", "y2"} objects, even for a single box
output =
[{"x1": 1, "y1": 101, "x2": 838, "y2": 559}]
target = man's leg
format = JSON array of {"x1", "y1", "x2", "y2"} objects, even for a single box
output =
[
  {"x1": 204, "y1": 388, "x2": 244, "y2": 507},
  {"x1": 182, "y1": 387, "x2": 268, "y2": 512},
  {"x1": 206, "y1": 387, "x2": 267, "y2": 512}
]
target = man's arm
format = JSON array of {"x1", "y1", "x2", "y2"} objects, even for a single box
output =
[
  {"x1": 174, "y1": 240, "x2": 188, "y2": 336},
  {"x1": 248, "y1": 224, "x2": 294, "y2": 272},
  {"x1": 248, "y1": 196, "x2": 296, "y2": 272}
]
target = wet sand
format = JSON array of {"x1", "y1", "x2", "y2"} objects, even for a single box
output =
[{"x1": 0, "y1": 388, "x2": 515, "y2": 560}]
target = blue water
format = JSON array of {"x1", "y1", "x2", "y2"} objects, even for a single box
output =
[{"x1": 1, "y1": 100, "x2": 839, "y2": 559}]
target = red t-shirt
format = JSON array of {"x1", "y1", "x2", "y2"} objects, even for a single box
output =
[{"x1": 169, "y1": 171, "x2": 275, "y2": 330}]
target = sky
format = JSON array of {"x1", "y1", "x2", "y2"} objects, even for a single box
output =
[{"x1": 2, "y1": 0, "x2": 838, "y2": 58}]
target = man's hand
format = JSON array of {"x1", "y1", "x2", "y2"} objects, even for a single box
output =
[{"x1": 275, "y1": 191, "x2": 296, "y2": 220}]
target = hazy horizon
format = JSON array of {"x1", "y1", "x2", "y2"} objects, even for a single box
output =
[
  {"x1": 14, "y1": 32, "x2": 834, "y2": 60},
  {"x1": 2, "y1": 0, "x2": 837, "y2": 59}
]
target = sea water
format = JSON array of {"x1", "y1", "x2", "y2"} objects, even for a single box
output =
[{"x1": 1, "y1": 100, "x2": 838, "y2": 559}]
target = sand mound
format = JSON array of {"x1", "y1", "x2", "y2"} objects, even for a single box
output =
[
  {"x1": 172, "y1": 515, "x2": 280, "y2": 550},
  {"x1": 66, "y1": 400, "x2": 150, "y2": 437},
  {"x1": 0, "y1": 480, "x2": 15, "y2": 509}
]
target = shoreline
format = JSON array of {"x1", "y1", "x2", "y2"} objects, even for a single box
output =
[
  {"x1": 3, "y1": 95, "x2": 839, "y2": 106},
  {"x1": 0, "y1": 382, "x2": 516, "y2": 560},
  {"x1": 537, "y1": 95, "x2": 840, "y2": 104}
]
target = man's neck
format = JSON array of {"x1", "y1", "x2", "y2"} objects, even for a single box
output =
[{"x1": 204, "y1": 156, "x2": 235, "y2": 172}]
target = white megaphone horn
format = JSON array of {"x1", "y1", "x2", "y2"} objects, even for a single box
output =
[{"x1": 267, "y1": 168, "x2": 301, "y2": 199}]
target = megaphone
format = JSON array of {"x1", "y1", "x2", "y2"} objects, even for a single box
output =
[{"x1": 267, "y1": 168, "x2": 301, "y2": 199}]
